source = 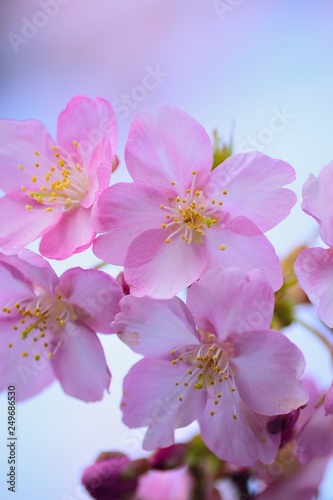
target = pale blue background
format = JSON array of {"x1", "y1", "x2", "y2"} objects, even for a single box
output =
[{"x1": 0, "y1": 1, "x2": 333, "y2": 498}]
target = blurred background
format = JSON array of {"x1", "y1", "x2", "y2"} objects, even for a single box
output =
[{"x1": 1, "y1": 0, "x2": 333, "y2": 498}]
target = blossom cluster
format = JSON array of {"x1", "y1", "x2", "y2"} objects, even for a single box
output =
[{"x1": 0, "y1": 95, "x2": 333, "y2": 498}]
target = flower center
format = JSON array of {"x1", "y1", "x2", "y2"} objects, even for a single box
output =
[
  {"x1": 20, "y1": 142, "x2": 89, "y2": 214},
  {"x1": 160, "y1": 170, "x2": 228, "y2": 249},
  {"x1": 2, "y1": 288, "x2": 77, "y2": 361},
  {"x1": 170, "y1": 333, "x2": 237, "y2": 418}
]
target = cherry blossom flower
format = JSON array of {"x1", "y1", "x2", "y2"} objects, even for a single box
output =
[
  {"x1": 92, "y1": 104, "x2": 296, "y2": 298},
  {"x1": 0, "y1": 250, "x2": 123, "y2": 401},
  {"x1": 256, "y1": 378, "x2": 333, "y2": 500},
  {"x1": 113, "y1": 267, "x2": 308, "y2": 466},
  {"x1": 295, "y1": 162, "x2": 333, "y2": 327},
  {"x1": 0, "y1": 95, "x2": 117, "y2": 259}
]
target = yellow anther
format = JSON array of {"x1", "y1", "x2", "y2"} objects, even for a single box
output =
[
  {"x1": 21, "y1": 186, "x2": 26, "y2": 192},
  {"x1": 21, "y1": 352, "x2": 29, "y2": 357},
  {"x1": 33, "y1": 337, "x2": 38, "y2": 342},
  {"x1": 73, "y1": 140, "x2": 79, "y2": 147},
  {"x1": 34, "y1": 150, "x2": 40, "y2": 156},
  {"x1": 31, "y1": 176, "x2": 38, "y2": 182},
  {"x1": 211, "y1": 199, "x2": 216, "y2": 204},
  {"x1": 170, "y1": 181, "x2": 176, "y2": 186},
  {"x1": 173, "y1": 217, "x2": 179, "y2": 222},
  {"x1": 233, "y1": 414, "x2": 237, "y2": 420},
  {"x1": 34, "y1": 354, "x2": 41, "y2": 361},
  {"x1": 178, "y1": 397, "x2": 183, "y2": 402},
  {"x1": 210, "y1": 411, "x2": 215, "y2": 416},
  {"x1": 223, "y1": 190, "x2": 228, "y2": 195},
  {"x1": 60, "y1": 320, "x2": 65, "y2": 327},
  {"x1": 25, "y1": 205, "x2": 32, "y2": 210},
  {"x1": 12, "y1": 326, "x2": 18, "y2": 331},
  {"x1": 45, "y1": 173, "x2": 52, "y2": 181},
  {"x1": 76, "y1": 163, "x2": 81, "y2": 171},
  {"x1": 161, "y1": 224, "x2": 166, "y2": 229},
  {"x1": 176, "y1": 196, "x2": 180, "y2": 202},
  {"x1": 214, "y1": 400, "x2": 219, "y2": 405},
  {"x1": 186, "y1": 188, "x2": 190, "y2": 194},
  {"x1": 194, "y1": 382, "x2": 203, "y2": 390},
  {"x1": 40, "y1": 333, "x2": 45, "y2": 338},
  {"x1": 8, "y1": 343, "x2": 13, "y2": 348},
  {"x1": 48, "y1": 352, "x2": 53, "y2": 359},
  {"x1": 35, "y1": 163, "x2": 40, "y2": 167},
  {"x1": 36, "y1": 196, "x2": 43, "y2": 203},
  {"x1": 218, "y1": 201, "x2": 223, "y2": 206},
  {"x1": 165, "y1": 238, "x2": 170, "y2": 244},
  {"x1": 184, "y1": 382, "x2": 188, "y2": 387},
  {"x1": 230, "y1": 387, "x2": 235, "y2": 392},
  {"x1": 58, "y1": 159, "x2": 65, "y2": 167},
  {"x1": 55, "y1": 153, "x2": 60, "y2": 158},
  {"x1": 195, "y1": 190, "x2": 201, "y2": 196},
  {"x1": 45, "y1": 208, "x2": 53, "y2": 213},
  {"x1": 50, "y1": 197, "x2": 57, "y2": 202},
  {"x1": 160, "y1": 204, "x2": 165, "y2": 209},
  {"x1": 18, "y1": 164, "x2": 24, "y2": 170},
  {"x1": 192, "y1": 170, "x2": 197, "y2": 175},
  {"x1": 44, "y1": 343, "x2": 48, "y2": 348},
  {"x1": 171, "y1": 360, "x2": 177, "y2": 365}
]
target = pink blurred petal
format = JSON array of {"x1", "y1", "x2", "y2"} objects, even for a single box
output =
[
  {"x1": 0, "y1": 191, "x2": 61, "y2": 250},
  {"x1": 0, "y1": 119, "x2": 56, "y2": 191},
  {"x1": 51, "y1": 321, "x2": 111, "y2": 402},
  {"x1": 295, "y1": 247, "x2": 333, "y2": 327},
  {"x1": 207, "y1": 152, "x2": 296, "y2": 231},
  {"x1": 125, "y1": 104, "x2": 213, "y2": 189},
  {"x1": 92, "y1": 182, "x2": 168, "y2": 265},
  {"x1": 199, "y1": 388, "x2": 280, "y2": 466},
  {"x1": 39, "y1": 206, "x2": 95, "y2": 260},
  {"x1": 121, "y1": 358, "x2": 206, "y2": 450},
  {"x1": 59, "y1": 267, "x2": 123, "y2": 334},
  {"x1": 302, "y1": 161, "x2": 333, "y2": 247},
  {"x1": 296, "y1": 404, "x2": 333, "y2": 465},
  {"x1": 325, "y1": 381, "x2": 333, "y2": 416},
  {"x1": 204, "y1": 216, "x2": 283, "y2": 291},
  {"x1": 187, "y1": 267, "x2": 274, "y2": 340},
  {"x1": 124, "y1": 229, "x2": 206, "y2": 298},
  {"x1": 114, "y1": 295, "x2": 199, "y2": 356},
  {"x1": 232, "y1": 330, "x2": 308, "y2": 415}
]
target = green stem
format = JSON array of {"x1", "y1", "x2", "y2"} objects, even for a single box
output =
[
  {"x1": 92, "y1": 261, "x2": 109, "y2": 270},
  {"x1": 294, "y1": 317, "x2": 333, "y2": 361}
]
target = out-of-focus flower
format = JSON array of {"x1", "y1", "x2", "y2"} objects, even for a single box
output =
[
  {"x1": 149, "y1": 443, "x2": 189, "y2": 470},
  {"x1": 82, "y1": 452, "x2": 141, "y2": 500},
  {"x1": 0, "y1": 96, "x2": 117, "y2": 259},
  {"x1": 113, "y1": 267, "x2": 308, "y2": 466},
  {"x1": 134, "y1": 468, "x2": 193, "y2": 500},
  {"x1": 256, "y1": 378, "x2": 333, "y2": 500},
  {"x1": 295, "y1": 162, "x2": 333, "y2": 327},
  {"x1": 92, "y1": 104, "x2": 296, "y2": 298},
  {"x1": 0, "y1": 250, "x2": 123, "y2": 401}
]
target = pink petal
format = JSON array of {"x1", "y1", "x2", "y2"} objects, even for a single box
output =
[
  {"x1": 199, "y1": 388, "x2": 280, "y2": 466},
  {"x1": 187, "y1": 267, "x2": 274, "y2": 340},
  {"x1": 206, "y1": 152, "x2": 296, "y2": 232},
  {"x1": 295, "y1": 247, "x2": 333, "y2": 327},
  {"x1": 124, "y1": 229, "x2": 207, "y2": 298},
  {"x1": 232, "y1": 330, "x2": 308, "y2": 415},
  {"x1": 57, "y1": 95, "x2": 117, "y2": 166},
  {"x1": 51, "y1": 321, "x2": 111, "y2": 401},
  {"x1": 257, "y1": 456, "x2": 330, "y2": 500},
  {"x1": 39, "y1": 206, "x2": 95, "y2": 260},
  {"x1": 113, "y1": 295, "x2": 199, "y2": 356},
  {"x1": 0, "y1": 191, "x2": 61, "y2": 250},
  {"x1": 204, "y1": 216, "x2": 283, "y2": 291},
  {"x1": 0, "y1": 318, "x2": 55, "y2": 401},
  {"x1": 296, "y1": 404, "x2": 333, "y2": 465},
  {"x1": 121, "y1": 358, "x2": 206, "y2": 450},
  {"x1": 92, "y1": 182, "x2": 168, "y2": 265},
  {"x1": 0, "y1": 118, "x2": 56, "y2": 192},
  {"x1": 325, "y1": 381, "x2": 333, "y2": 416},
  {"x1": 59, "y1": 267, "x2": 123, "y2": 334},
  {"x1": 135, "y1": 469, "x2": 192, "y2": 500},
  {"x1": 0, "y1": 249, "x2": 59, "y2": 293},
  {"x1": 125, "y1": 104, "x2": 213, "y2": 189},
  {"x1": 302, "y1": 161, "x2": 333, "y2": 247}
]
